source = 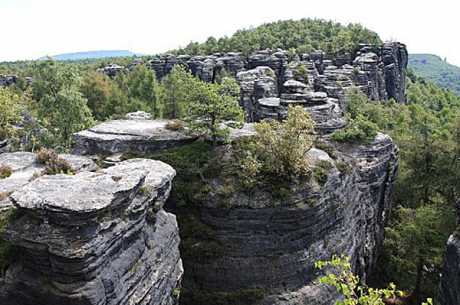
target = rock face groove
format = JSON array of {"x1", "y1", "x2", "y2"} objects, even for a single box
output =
[
  {"x1": 0, "y1": 158, "x2": 183, "y2": 305},
  {"x1": 165, "y1": 134, "x2": 398, "y2": 305}
]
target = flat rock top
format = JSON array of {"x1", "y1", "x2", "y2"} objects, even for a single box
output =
[
  {"x1": 258, "y1": 97, "x2": 281, "y2": 107},
  {"x1": 0, "y1": 152, "x2": 37, "y2": 171},
  {"x1": 76, "y1": 119, "x2": 193, "y2": 141},
  {"x1": 11, "y1": 159, "x2": 174, "y2": 214},
  {"x1": 228, "y1": 123, "x2": 257, "y2": 141},
  {"x1": 0, "y1": 152, "x2": 96, "y2": 194}
]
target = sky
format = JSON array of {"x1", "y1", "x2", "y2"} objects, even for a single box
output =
[{"x1": 1, "y1": 0, "x2": 459, "y2": 65}]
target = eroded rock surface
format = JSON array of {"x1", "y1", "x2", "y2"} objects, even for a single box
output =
[
  {"x1": 0, "y1": 75, "x2": 18, "y2": 87},
  {"x1": 147, "y1": 42, "x2": 407, "y2": 129},
  {"x1": 0, "y1": 159, "x2": 183, "y2": 305},
  {"x1": 166, "y1": 133, "x2": 398, "y2": 305},
  {"x1": 0, "y1": 152, "x2": 96, "y2": 211},
  {"x1": 73, "y1": 116, "x2": 196, "y2": 155},
  {"x1": 439, "y1": 234, "x2": 460, "y2": 305}
]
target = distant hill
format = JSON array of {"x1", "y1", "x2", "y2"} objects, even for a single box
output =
[
  {"x1": 42, "y1": 50, "x2": 141, "y2": 61},
  {"x1": 173, "y1": 18, "x2": 381, "y2": 56},
  {"x1": 409, "y1": 54, "x2": 460, "y2": 95}
]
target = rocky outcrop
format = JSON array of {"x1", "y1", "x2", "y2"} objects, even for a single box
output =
[
  {"x1": 0, "y1": 75, "x2": 17, "y2": 87},
  {"x1": 0, "y1": 152, "x2": 97, "y2": 211},
  {"x1": 439, "y1": 234, "x2": 460, "y2": 305},
  {"x1": 146, "y1": 43, "x2": 407, "y2": 129},
  {"x1": 167, "y1": 133, "x2": 398, "y2": 305},
  {"x1": 439, "y1": 201, "x2": 460, "y2": 305},
  {"x1": 97, "y1": 64, "x2": 126, "y2": 77},
  {"x1": 0, "y1": 158, "x2": 183, "y2": 305},
  {"x1": 73, "y1": 115, "x2": 196, "y2": 155}
]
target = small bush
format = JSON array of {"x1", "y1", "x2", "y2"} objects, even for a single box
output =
[
  {"x1": 331, "y1": 89, "x2": 379, "y2": 143},
  {"x1": 165, "y1": 119, "x2": 184, "y2": 131},
  {"x1": 36, "y1": 148, "x2": 74, "y2": 175},
  {"x1": 332, "y1": 114, "x2": 378, "y2": 143},
  {"x1": 335, "y1": 161, "x2": 352, "y2": 175},
  {"x1": 313, "y1": 160, "x2": 333, "y2": 186},
  {"x1": 0, "y1": 165, "x2": 12, "y2": 179},
  {"x1": 314, "y1": 140, "x2": 337, "y2": 159},
  {"x1": 237, "y1": 106, "x2": 315, "y2": 182},
  {"x1": 293, "y1": 64, "x2": 309, "y2": 82}
]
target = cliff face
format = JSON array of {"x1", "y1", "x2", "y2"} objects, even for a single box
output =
[
  {"x1": 0, "y1": 158, "x2": 183, "y2": 305},
  {"x1": 147, "y1": 42, "x2": 407, "y2": 127},
  {"x1": 439, "y1": 234, "x2": 460, "y2": 305},
  {"x1": 169, "y1": 133, "x2": 398, "y2": 305}
]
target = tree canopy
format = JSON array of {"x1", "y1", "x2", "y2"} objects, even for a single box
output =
[{"x1": 173, "y1": 18, "x2": 382, "y2": 56}]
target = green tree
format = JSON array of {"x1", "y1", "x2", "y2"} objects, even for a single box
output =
[
  {"x1": 316, "y1": 255, "x2": 433, "y2": 305},
  {"x1": 382, "y1": 205, "x2": 455, "y2": 302},
  {"x1": 123, "y1": 65, "x2": 163, "y2": 117},
  {"x1": 80, "y1": 71, "x2": 113, "y2": 120},
  {"x1": 31, "y1": 60, "x2": 94, "y2": 149},
  {"x1": 186, "y1": 77, "x2": 244, "y2": 145},
  {"x1": 0, "y1": 87, "x2": 22, "y2": 141},
  {"x1": 174, "y1": 18, "x2": 381, "y2": 56},
  {"x1": 332, "y1": 89, "x2": 379, "y2": 143},
  {"x1": 162, "y1": 65, "x2": 197, "y2": 119}
]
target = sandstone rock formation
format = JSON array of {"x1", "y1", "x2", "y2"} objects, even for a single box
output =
[
  {"x1": 0, "y1": 75, "x2": 18, "y2": 87},
  {"x1": 439, "y1": 234, "x2": 460, "y2": 305},
  {"x1": 73, "y1": 114, "x2": 197, "y2": 155},
  {"x1": 147, "y1": 42, "x2": 407, "y2": 130},
  {"x1": 439, "y1": 201, "x2": 460, "y2": 305},
  {"x1": 97, "y1": 64, "x2": 126, "y2": 77},
  {"x1": 165, "y1": 133, "x2": 398, "y2": 305},
  {"x1": 0, "y1": 152, "x2": 96, "y2": 211},
  {"x1": 0, "y1": 158, "x2": 183, "y2": 305}
]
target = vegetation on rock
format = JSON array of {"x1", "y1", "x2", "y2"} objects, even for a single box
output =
[
  {"x1": 332, "y1": 89, "x2": 379, "y2": 143},
  {"x1": 36, "y1": 148, "x2": 74, "y2": 175},
  {"x1": 0, "y1": 164, "x2": 12, "y2": 179},
  {"x1": 238, "y1": 106, "x2": 315, "y2": 186},
  {"x1": 316, "y1": 255, "x2": 433, "y2": 305},
  {"x1": 0, "y1": 87, "x2": 22, "y2": 141},
  {"x1": 185, "y1": 77, "x2": 244, "y2": 145}
]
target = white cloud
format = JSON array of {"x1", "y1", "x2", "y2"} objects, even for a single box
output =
[{"x1": 1, "y1": 0, "x2": 459, "y2": 65}]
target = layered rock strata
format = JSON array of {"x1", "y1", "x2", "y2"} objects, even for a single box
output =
[
  {"x1": 439, "y1": 234, "x2": 460, "y2": 305},
  {"x1": 166, "y1": 133, "x2": 398, "y2": 305},
  {"x1": 93, "y1": 43, "x2": 407, "y2": 131},
  {"x1": 439, "y1": 201, "x2": 460, "y2": 305},
  {"x1": 73, "y1": 115, "x2": 196, "y2": 156},
  {"x1": 0, "y1": 158, "x2": 183, "y2": 305}
]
